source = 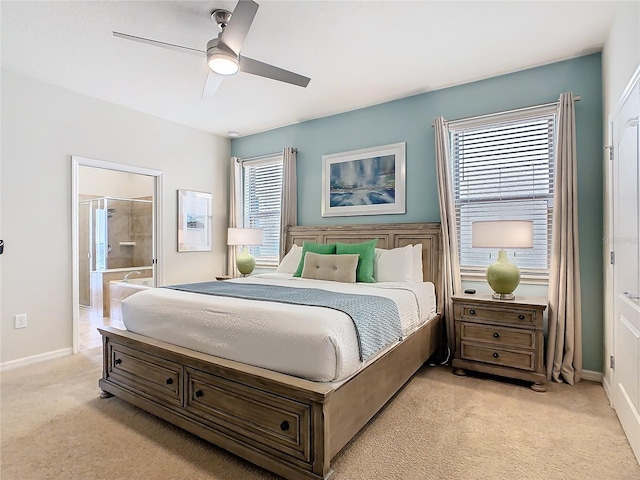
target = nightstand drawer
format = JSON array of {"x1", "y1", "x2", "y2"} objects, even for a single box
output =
[
  {"x1": 461, "y1": 323, "x2": 535, "y2": 349},
  {"x1": 458, "y1": 304, "x2": 534, "y2": 327},
  {"x1": 461, "y1": 342, "x2": 535, "y2": 371}
]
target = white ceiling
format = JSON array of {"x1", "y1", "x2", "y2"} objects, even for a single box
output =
[{"x1": 1, "y1": 1, "x2": 618, "y2": 138}]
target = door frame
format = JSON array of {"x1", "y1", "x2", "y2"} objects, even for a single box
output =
[{"x1": 71, "y1": 156, "x2": 163, "y2": 354}]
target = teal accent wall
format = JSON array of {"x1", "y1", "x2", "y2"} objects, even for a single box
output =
[{"x1": 232, "y1": 54, "x2": 604, "y2": 372}]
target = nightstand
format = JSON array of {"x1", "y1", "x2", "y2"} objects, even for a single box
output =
[{"x1": 451, "y1": 293, "x2": 547, "y2": 392}]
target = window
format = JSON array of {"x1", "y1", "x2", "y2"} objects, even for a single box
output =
[
  {"x1": 242, "y1": 155, "x2": 283, "y2": 266},
  {"x1": 449, "y1": 106, "x2": 557, "y2": 275}
]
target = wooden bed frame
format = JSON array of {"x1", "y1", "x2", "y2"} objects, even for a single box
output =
[{"x1": 99, "y1": 222, "x2": 443, "y2": 480}]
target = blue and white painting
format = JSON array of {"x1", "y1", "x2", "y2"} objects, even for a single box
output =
[
  {"x1": 322, "y1": 142, "x2": 406, "y2": 217},
  {"x1": 330, "y1": 155, "x2": 396, "y2": 207}
]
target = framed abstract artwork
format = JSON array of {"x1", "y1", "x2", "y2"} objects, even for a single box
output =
[
  {"x1": 177, "y1": 189, "x2": 212, "y2": 252},
  {"x1": 321, "y1": 142, "x2": 406, "y2": 217}
]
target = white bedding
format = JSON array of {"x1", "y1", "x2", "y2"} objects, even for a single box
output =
[{"x1": 122, "y1": 273, "x2": 437, "y2": 382}]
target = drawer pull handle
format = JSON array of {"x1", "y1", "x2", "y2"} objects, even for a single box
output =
[
  {"x1": 114, "y1": 358, "x2": 122, "y2": 365},
  {"x1": 493, "y1": 332, "x2": 500, "y2": 338},
  {"x1": 195, "y1": 390, "x2": 203, "y2": 398},
  {"x1": 165, "y1": 378, "x2": 173, "y2": 385},
  {"x1": 493, "y1": 352, "x2": 499, "y2": 358},
  {"x1": 518, "y1": 314, "x2": 525, "y2": 320},
  {"x1": 469, "y1": 309, "x2": 476, "y2": 315},
  {"x1": 280, "y1": 421, "x2": 290, "y2": 431}
]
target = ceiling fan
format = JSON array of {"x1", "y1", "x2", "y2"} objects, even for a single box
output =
[{"x1": 113, "y1": 0, "x2": 311, "y2": 98}]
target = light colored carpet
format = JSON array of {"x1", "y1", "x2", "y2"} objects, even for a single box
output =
[{"x1": 1, "y1": 347, "x2": 638, "y2": 480}]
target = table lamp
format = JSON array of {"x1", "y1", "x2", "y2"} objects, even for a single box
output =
[
  {"x1": 472, "y1": 220, "x2": 533, "y2": 300},
  {"x1": 227, "y1": 227, "x2": 263, "y2": 276}
]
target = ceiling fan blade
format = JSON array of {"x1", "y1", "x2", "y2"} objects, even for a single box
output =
[
  {"x1": 113, "y1": 31, "x2": 206, "y2": 57},
  {"x1": 240, "y1": 56, "x2": 310, "y2": 88},
  {"x1": 201, "y1": 70, "x2": 224, "y2": 98},
  {"x1": 218, "y1": 0, "x2": 259, "y2": 56}
]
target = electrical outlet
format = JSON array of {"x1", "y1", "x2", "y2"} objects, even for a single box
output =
[{"x1": 14, "y1": 314, "x2": 27, "y2": 329}]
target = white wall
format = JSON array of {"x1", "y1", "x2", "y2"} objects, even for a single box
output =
[
  {"x1": 79, "y1": 166, "x2": 155, "y2": 199},
  {"x1": 601, "y1": 1, "x2": 640, "y2": 395},
  {"x1": 0, "y1": 70, "x2": 230, "y2": 364}
]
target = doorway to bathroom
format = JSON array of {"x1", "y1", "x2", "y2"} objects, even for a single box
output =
[{"x1": 72, "y1": 157, "x2": 163, "y2": 353}]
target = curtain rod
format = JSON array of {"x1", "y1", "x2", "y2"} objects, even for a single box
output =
[
  {"x1": 431, "y1": 95, "x2": 581, "y2": 127},
  {"x1": 236, "y1": 150, "x2": 286, "y2": 163},
  {"x1": 238, "y1": 147, "x2": 298, "y2": 163}
]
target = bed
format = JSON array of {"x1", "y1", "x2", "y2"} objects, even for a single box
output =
[{"x1": 98, "y1": 222, "x2": 443, "y2": 480}]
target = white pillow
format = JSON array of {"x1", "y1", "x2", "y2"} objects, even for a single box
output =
[
  {"x1": 413, "y1": 244, "x2": 424, "y2": 282},
  {"x1": 276, "y1": 244, "x2": 303, "y2": 274},
  {"x1": 374, "y1": 245, "x2": 414, "y2": 282}
]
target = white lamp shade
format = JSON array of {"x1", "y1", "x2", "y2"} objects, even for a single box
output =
[
  {"x1": 227, "y1": 227, "x2": 263, "y2": 246},
  {"x1": 472, "y1": 221, "x2": 533, "y2": 249}
]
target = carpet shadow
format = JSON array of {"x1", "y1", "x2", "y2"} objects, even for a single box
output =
[{"x1": 86, "y1": 394, "x2": 279, "y2": 479}]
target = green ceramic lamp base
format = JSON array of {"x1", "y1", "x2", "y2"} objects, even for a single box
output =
[
  {"x1": 486, "y1": 250, "x2": 521, "y2": 300},
  {"x1": 236, "y1": 246, "x2": 256, "y2": 276}
]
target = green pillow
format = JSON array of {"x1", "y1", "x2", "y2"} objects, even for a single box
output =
[
  {"x1": 293, "y1": 242, "x2": 337, "y2": 277},
  {"x1": 336, "y1": 239, "x2": 378, "y2": 283}
]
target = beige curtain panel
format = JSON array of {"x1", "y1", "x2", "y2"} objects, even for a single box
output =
[
  {"x1": 434, "y1": 117, "x2": 462, "y2": 355},
  {"x1": 280, "y1": 147, "x2": 298, "y2": 261},
  {"x1": 546, "y1": 92, "x2": 583, "y2": 385},
  {"x1": 227, "y1": 157, "x2": 243, "y2": 277}
]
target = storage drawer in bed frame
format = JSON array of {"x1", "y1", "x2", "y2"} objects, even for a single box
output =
[
  {"x1": 184, "y1": 366, "x2": 313, "y2": 463},
  {"x1": 107, "y1": 342, "x2": 183, "y2": 406}
]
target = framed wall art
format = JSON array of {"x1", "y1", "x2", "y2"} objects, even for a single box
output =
[
  {"x1": 322, "y1": 142, "x2": 406, "y2": 217},
  {"x1": 177, "y1": 189, "x2": 212, "y2": 252}
]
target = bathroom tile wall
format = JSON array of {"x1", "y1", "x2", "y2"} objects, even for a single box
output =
[
  {"x1": 78, "y1": 202, "x2": 91, "y2": 307},
  {"x1": 107, "y1": 199, "x2": 132, "y2": 269},
  {"x1": 131, "y1": 197, "x2": 153, "y2": 267},
  {"x1": 106, "y1": 198, "x2": 153, "y2": 269}
]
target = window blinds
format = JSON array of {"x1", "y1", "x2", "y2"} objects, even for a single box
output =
[
  {"x1": 243, "y1": 156, "x2": 283, "y2": 266},
  {"x1": 450, "y1": 111, "x2": 556, "y2": 271}
]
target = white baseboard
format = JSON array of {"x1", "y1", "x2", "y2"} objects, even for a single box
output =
[
  {"x1": 0, "y1": 348, "x2": 73, "y2": 372},
  {"x1": 582, "y1": 369, "x2": 603, "y2": 383}
]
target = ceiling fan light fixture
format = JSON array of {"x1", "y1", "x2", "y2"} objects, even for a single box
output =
[{"x1": 207, "y1": 52, "x2": 239, "y2": 76}]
